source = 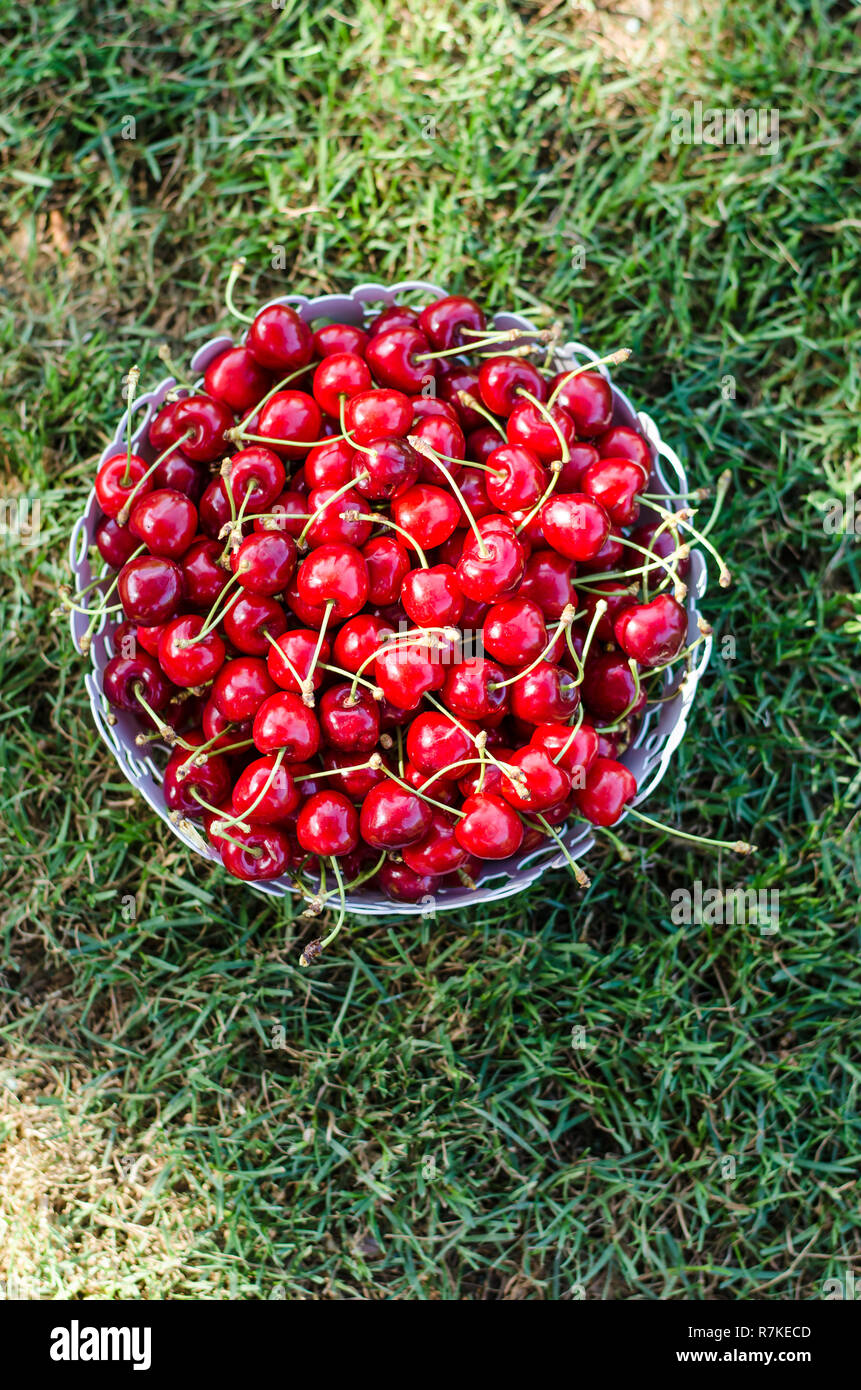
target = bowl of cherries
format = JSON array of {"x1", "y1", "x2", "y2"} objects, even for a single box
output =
[{"x1": 68, "y1": 274, "x2": 750, "y2": 962}]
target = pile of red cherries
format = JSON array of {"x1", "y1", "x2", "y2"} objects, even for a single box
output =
[{"x1": 82, "y1": 286, "x2": 721, "y2": 957}]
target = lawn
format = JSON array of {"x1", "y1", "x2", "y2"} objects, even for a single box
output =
[{"x1": 0, "y1": 0, "x2": 858, "y2": 1300}]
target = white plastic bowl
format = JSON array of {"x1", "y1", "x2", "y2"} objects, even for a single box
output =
[{"x1": 69, "y1": 280, "x2": 711, "y2": 915}]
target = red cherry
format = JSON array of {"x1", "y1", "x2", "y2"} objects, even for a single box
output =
[
  {"x1": 305, "y1": 438, "x2": 354, "y2": 489},
  {"x1": 409, "y1": 396, "x2": 459, "y2": 425},
  {"x1": 580, "y1": 653, "x2": 646, "y2": 722},
  {"x1": 313, "y1": 322, "x2": 369, "y2": 357},
  {"x1": 118, "y1": 554, "x2": 184, "y2": 624},
  {"x1": 247, "y1": 303, "x2": 313, "y2": 372},
  {"x1": 222, "y1": 591, "x2": 287, "y2": 656},
  {"x1": 456, "y1": 467, "x2": 494, "y2": 520},
  {"x1": 232, "y1": 755, "x2": 301, "y2": 823},
  {"x1": 225, "y1": 446, "x2": 286, "y2": 511},
  {"x1": 483, "y1": 596, "x2": 547, "y2": 666},
  {"x1": 319, "y1": 683, "x2": 381, "y2": 752},
  {"x1": 198, "y1": 477, "x2": 233, "y2": 539},
  {"x1": 129, "y1": 488, "x2": 197, "y2": 558},
  {"x1": 401, "y1": 564, "x2": 464, "y2": 629},
  {"x1": 172, "y1": 395, "x2": 234, "y2": 462},
  {"x1": 516, "y1": 549, "x2": 577, "y2": 619},
  {"x1": 626, "y1": 521, "x2": 691, "y2": 582},
  {"x1": 506, "y1": 400, "x2": 576, "y2": 464},
  {"x1": 297, "y1": 543, "x2": 368, "y2": 622},
  {"x1": 362, "y1": 535, "x2": 411, "y2": 606},
  {"x1": 374, "y1": 635, "x2": 446, "y2": 710},
  {"x1": 499, "y1": 746, "x2": 570, "y2": 812},
  {"x1": 549, "y1": 370, "x2": 613, "y2": 436},
  {"x1": 252, "y1": 691, "x2": 321, "y2": 760},
  {"x1": 366, "y1": 328, "x2": 433, "y2": 394},
  {"x1": 529, "y1": 722, "x2": 599, "y2": 779},
  {"x1": 345, "y1": 389, "x2": 413, "y2": 445},
  {"x1": 158, "y1": 614, "x2": 226, "y2": 687},
  {"x1": 266, "y1": 628, "x2": 331, "y2": 693},
  {"x1": 466, "y1": 426, "x2": 504, "y2": 465},
  {"x1": 332, "y1": 614, "x2": 393, "y2": 674},
  {"x1": 442, "y1": 657, "x2": 508, "y2": 720},
  {"x1": 437, "y1": 366, "x2": 484, "y2": 431},
  {"x1": 212, "y1": 656, "x2": 277, "y2": 722},
  {"x1": 257, "y1": 391, "x2": 322, "y2": 460},
  {"x1": 312, "y1": 352, "x2": 372, "y2": 418},
  {"x1": 134, "y1": 623, "x2": 165, "y2": 658},
  {"x1": 577, "y1": 528, "x2": 626, "y2": 576},
  {"x1": 96, "y1": 515, "x2": 138, "y2": 568},
  {"x1": 596, "y1": 426, "x2": 651, "y2": 475},
  {"x1": 509, "y1": 661, "x2": 580, "y2": 725},
  {"x1": 164, "y1": 736, "x2": 231, "y2": 818},
  {"x1": 455, "y1": 515, "x2": 526, "y2": 603},
  {"x1": 359, "y1": 781, "x2": 432, "y2": 850},
  {"x1": 232, "y1": 531, "x2": 297, "y2": 596},
  {"x1": 202, "y1": 695, "x2": 251, "y2": 750},
  {"x1": 296, "y1": 790, "x2": 359, "y2": 857},
  {"x1": 253, "y1": 491, "x2": 306, "y2": 539},
  {"x1": 614, "y1": 593, "x2": 688, "y2": 667},
  {"x1": 369, "y1": 304, "x2": 420, "y2": 335},
  {"x1": 204, "y1": 346, "x2": 271, "y2": 413},
  {"x1": 580, "y1": 579, "x2": 639, "y2": 640},
  {"x1": 95, "y1": 453, "x2": 151, "y2": 518},
  {"x1": 582, "y1": 456, "x2": 646, "y2": 525},
  {"x1": 411, "y1": 416, "x2": 467, "y2": 484},
  {"x1": 148, "y1": 399, "x2": 181, "y2": 453},
  {"x1": 393, "y1": 484, "x2": 460, "y2": 551},
  {"x1": 302, "y1": 485, "x2": 372, "y2": 549},
  {"x1": 406, "y1": 710, "x2": 479, "y2": 779},
  {"x1": 181, "y1": 537, "x2": 230, "y2": 607},
  {"x1": 573, "y1": 756, "x2": 637, "y2": 826},
  {"x1": 378, "y1": 860, "x2": 440, "y2": 904},
  {"x1": 557, "y1": 442, "x2": 600, "y2": 492},
  {"x1": 540, "y1": 493, "x2": 610, "y2": 562},
  {"x1": 103, "y1": 650, "x2": 171, "y2": 712},
  {"x1": 478, "y1": 356, "x2": 546, "y2": 416},
  {"x1": 352, "y1": 439, "x2": 421, "y2": 500},
  {"x1": 402, "y1": 762, "x2": 457, "y2": 805},
  {"x1": 403, "y1": 807, "x2": 469, "y2": 876},
  {"x1": 284, "y1": 574, "x2": 329, "y2": 629},
  {"x1": 485, "y1": 444, "x2": 547, "y2": 513},
  {"x1": 418, "y1": 295, "x2": 485, "y2": 351},
  {"x1": 152, "y1": 450, "x2": 205, "y2": 502},
  {"x1": 321, "y1": 749, "x2": 387, "y2": 800},
  {"x1": 456, "y1": 746, "x2": 515, "y2": 798},
  {"x1": 219, "y1": 823, "x2": 294, "y2": 880},
  {"x1": 454, "y1": 793, "x2": 523, "y2": 859}
]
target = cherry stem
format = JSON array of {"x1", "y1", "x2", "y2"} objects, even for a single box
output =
[
  {"x1": 302, "y1": 602, "x2": 335, "y2": 704},
  {"x1": 297, "y1": 475, "x2": 364, "y2": 548},
  {"x1": 156, "y1": 345, "x2": 194, "y2": 391},
  {"x1": 698, "y1": 468, "x2": 732, "y2": 539},
  {"x1": 343, "y1": 851, "x2": 387, "y2": 891},
  {"x1": 293, "y1": 759, "x2": 373, "y2": 784},
  {"x1": 407, "y1": 436, "x2": 488, "y2": 557},
  {"x1": 567, "y1": 598, "x2": 607, "y2": 685},
  {"x1": 121, "y1": 366, "x2": 141, "y2": 487},
  {"x1": 515, "y1": 459, "x2": 563, "y2": 534},
  {"x1": 212, "y1": 748, "x2": 286, "y2": 834},
  {"x1": 642, "y1": 502, "x2": 731, "y2": 588},
  {"x1": 456, "y1": 391, "x2": 506, "y2": 438},
  {"x1": 422, "y1": 695, "x2": 528, "y2": 792},
  {"x1": 235, "y1": 431, "x2": 345, "y2": 450},
  {"x1": 514, "y1": 388, "x2": 570, "y2": 465},
  {"x1": 263, "y1": 630, "x2": 306, "y2": 691},
  {"x1": 187, "y1": 573, "x2": 242, "y2": 641},
  {"x1": 641, "y1": 628, "x2": 712, "y2": 682},
  {"x1": 415, "y1": 328, "x2": 551, "y2": 362},
  {"x1": 131, "y1": 682, "x2": 191, "y2": 748},
  {"x1": 224, "y1": 258, "x2": 254, "y2": 324},
  {"x1": 346, "y1": 511, "x2": 429, "y2": 568},
  {"x1": 348, "y1": 627, "x2": 456, "y2": 699},
  {"x1": 533, "y1": 813, "x2": 591, "y2": 888},
  {"x1": 117, "y1": 431, "x2": 196, "y2": 525},
  {"x1": 551, "y1": 705, "x2": 585, "y2": 766},
  {"x1": 338, "y1": 395, "x2": 376, "y2": 456},
  {"x1": 73, "y1": 545, "x2": 146, "y2": 650},
  {"x1": 320, "y1": 663, "x2": 383, "y2": 698},
  {"x1": 626, "y1": 806, "x2": 756, "y2": 855},
  {"x1": 594, "y1": 658, "x2": 641, "y2": 732},
  {"x1": 546, "y1": 348, "x2": 632, "y2": 409},
  {"x1": 489, "y1": 604, "x2": 581, "y2": 690}
]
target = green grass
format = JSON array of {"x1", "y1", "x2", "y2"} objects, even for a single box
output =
[{"x1": 0, "y1": 0, "x2": 859, "y2": 1299}]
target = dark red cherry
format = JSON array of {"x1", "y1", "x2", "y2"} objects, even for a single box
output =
[
  {"x1": 254, "y1": 491, "x2": 306, "y2": 539},
  {"x1": 582, "y1": 456, "x2": 646, "y2": 526},
  {"x1": 529, "y1": 722, "x2": 599, "y2": 779},
  {"x1": 442, "y1": 657, "x2": 508, "y2": 720},
  {"x1": 549, "y1": 369, "x2": 613, "y2": 436},
  {"x1": 129, "y1": 488, "x2": 197, "y2": 558},
  {"x1": 103, "y1": 650, "x2": 171, "y2": 712},
  {"x1": 148, "y1": 399, "x2": 181, "y2": 453},
  {"x1": 95, "y1": 453, "x2": 151, "y2": 518},
  {"x1": 401, "y1": 564, "x2": 464, "y2": 629},
  {"x1": 483, "y1": 596, "x2": 547, "y2": 666},
  {"x1": 362, "y1": 536, "x2": 411, "y2": 606},
  {"x1": 232, "y1": 530, "x2": 297, "y2": 596},
  {"x1": 158, "y1": 614, "x2": 226, "y2": 687},
  {"x1": 509, "y1": 661, "x2": 579, "y2": 725},
  {"x1": 406, "y1": 710, "x2": 479, "y2": 780},
  {"x1": 596, "y1": 426, "x2": 651, "y2": 475},
  {"x1": 437, "y1": 366, "x2": 484, "y2": 431},
  {"x1": 378, "y1": 860, "x2": 440, "y2": 904},
  {"x1": 172, "y1": 395, "x2": 234, "y2": 462},
  {"x1": 302, "y1": 485, "x2": 372, "y2": 549},
  {"x1": 253, "y1": 691, "x2": 321, "y2": 760},
  {"x1": 577, "y1": 528, "x2": 626, "y2": 576},
  {"x1": 366, "y1": 328, "x2": 433, "y2": 394},
  {"x1": 321, "y1": 749, "x2": 387, "y2": 800},
  {"x1": 455, "y1": 515, "x2": 526, "y2": 603},
  {"x1": 454, "y1": 792, "x2": 523, "y2": 859},
  {"x1": 319, "y1": 683, "x2": 381, "y2": 753},
  {"x1": 573, "y1": 756, "x2": 637, "y2": 826},
  {"x1": 247, "y1": 303, "x2": 313, "y2": 372},
  {"x1": 212, "y1": 656, "x2": 277, "y2": 722},
  {"x1": 297, "y1": 543, "x2": 368, "y2": 622},
  {"x1": 393, "y1": 484, "x2": 460, "y2": 551},
  {"x1": 202, "y1": 696, "x2": 251, "y2": 752},
  {"x1": 457, "y1": 467, "x2": 495, "y2": 519},
  {"x1": 580, "y1": 579, "x2": 639, "y2": 640},
  {"x1": 305, "y1": 438, "x2": 354, "y2": 490},
  {"x1": 409, "y1": 395, "x2": 459, "y2": 425},
  {"x1": 345, "y1": 389, "x2": 413, "y2": 445},
  {"x1": 614, "y1": 593, "x2": 688, "y2": 668},
  {"x1": 222, "y1": 591, "x2": 287, "y2": 656},
  {"x1": 580, "y1": 653, "x2": 647, "y2": 722},
  {"x1": 486, "y1": 444, "x2": 546, "y2": 513},
  {"x1": 369, "y1": 304, "x2": 420, "y2": 335},
  {"x1": 266, "y1": 627, "x2": 330, "y2": 694},
  {"x1": 198, "y1": 477, "x2": 233, "y2": 539},
  {"x1": 359, "y1": 781, "x2": 432, "y2": 850},
  {"x1": 516, "y1": 549, "x2": 577, "y2": 619},
  {"x1": 164, "y1": 736, "x2": 231, "y2": 818},
  {"x1": 499, "y1": 746, "x2": 570, "y2": 812},
  {"x1": 466, "y1": 425, "x2": 504, "y2": 465},
  {"x1": 225, "y1": 446, "x2": 286, "y2": 511},
  {"x1": 312, "y1": 352, "x2": 373, "y2": 418},
  {"x1": 540, "y1": 493, "x2": 610, "y2": 562},
  {"x1": 152, "y1": 450, "x2": 205, "y2": 502},
  {"x1": 296, "y1": 790, "x2": 359, "y2": 857},
  {"x1": 506, "y1": 400, "x2": 576, "y2": 465},
  {"x1": 118, "y1": 554, "x2": 184, "y2": 624},
  {"x1": 181, "y1": 537, "x2": 230, "y2": 607},
  {"x1": 312, "y1": 322, "x2": 369, "y2": 358},
  {"x1": 204, "y1": 345, "x2": 272, "y2": 413},
  {"x1": 410, "y1": 416, "x2": 467, "y2": 484},
  {"x1": 352, "y1": 438, "x2": 421, "y2": 500},
  {"x1": 257, "y1": 391, "x2": 322, "y2": 460},
  {"x1": 418, "y1": 295, "x2": 485, "y2": 351},
  {"x1": 478, "y1": 356, "x2": 546, "y2": 417},
  {"x1": 219, "y1": 823, "x2": 294, "y2": 881},
  {"x1": 232, "y1": 754, "x2": 301, "y2": 824},
  {"x1": 96, "y1": 514, "x2": 138, "y2": 568},
  {"x1": 557, "y1": 442, "x2": 600, "y2": 492},
  {"x1": 403, "y1": 807, "x2": 469, "y2": 876},
  {"x1": 626, "y1": 521, "x2": 691, "y2": 582}
]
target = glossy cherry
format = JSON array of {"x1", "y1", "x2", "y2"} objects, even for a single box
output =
[
  {"x1": 478, "y1": 356, "x2": 546, "y2": 417},
  {"x1": 540, "y1": 493, "x2": 610, "y2": 562},
  {"x1": 95, "y1": 453, "x2": 152, "y2": 518},
  {"x1": 483, "y1": 596, "x2": 547, "y2": 666},
  {"x1": 405, "y1": 710, "x2": 479, "y2": 780},
  {"x1": 549, "y1": 369, "x2": 613, "y2": 436},
  {"x1": 181, "y1": 537, "x2": 230, "y2": 607},
  {"x1": 614, "y1": 593, "x2": 688, "y2": 668},
  {"x1": 418, "y1": 295, "x2": 485, "y2": 352},
  {"x1": 529, "y1": 722, "x2": 599, "y2": 779},
  {"x1": 297, "y1": 543, "x2": 368, "y2": 622},
  {"x1": 596, "y1": 425, "x2": 651, "y2": 475},
  {"x1": 252, "y1": 691, "x2": 321, "y2": 760},
  {"x1": 232, "y1": 531, "x2": 297, "y2": 596},
  {"x1": 573, "y1": 756, "x2": 637, "y2": 826},
  {"x1": 212, "y1": 656, "x2": 277, "y2": 722},
  {"x1": 247, "y1": 303, "x2": 313, "y2": 372},
  {"x1": 516, "y1": 549, "x2": 577, "y2": 619},
  {"x1": 296, "y1": 790, "x2": 359, "y2": 857},
  {"x1": 362, "y1": 536, "x2": 411, "y2": 606},
  {"x1": 172, "y1": 395, "x2": 234, "y2": 462},
  {"x1": 509, "y1": 661, "x2": 579, "y2": 725},
  {"x1": 401, "y1": 564, "x2": 464, "y2": 628},
  {"x1": 118, "y1": 555, "x2": 184, "y2": 624},
  {"x1": 580, "y1": 653, "x2": 647, "y2": 722},
  {"x1": 499, "y1": 747, "x2": 570, "y2": 812},
  {"x1": 312, "y1": 352, "x2": 372, "y2": 418},
  {"x1": 204, "y1": 345, "x2": 271, "y2": 413},
  {"x1": 359, "y1": 781, "x2": 432, "y2": 850},
  {"x1": 257, "y1": 391, "x2": 322, "y2": 460},
  {"x1": 352, "y1": 439, "x2": 421, "y2": 500},
  {"x1": 266, "y1": 628, "x2": 331, "y2": 693},
  {"x1": 158, "y1": 614, "x2": 226, "y2": 688},
  {"x1": 454, "y1": 792, "x2": 523, "y2": 859},
  {"x1": 582, "y1": 456, "x2": 646, "y2": 526},
  {"x1": 442, "y1": 657, "x2": 509, "y2": 720},
  {"x1": 232, "y1": 755, "x2": 301, "y2": 824},
  {"x1": 220, "y1": 824, "x2": 295, "y2": 881},
  {"x1": 103, "y1": 651, "x2": 171, "y2": 712},
  {"x1": 312, "y1": 322, "x2": 369, "y2": 358},
  {"x1": 96, "y1": 515, "x2": 139, "y2": 568},
  {"x1": 128, "y1": 488, "x2": 197, "y2": 558},
  {"x1": 305, "y1": 438, "x2": 354, "y2": 490},
  {"x1": 163, "y1": 735, "x2": 231, "y2": 818},
  {"x1": 403, "y1": 807, "x2": 469, "y2": 876},
  {"x1": 455, "y1": 515, "x2": 526, "y2": 603},
  {"x1": 222, "y1": 591, "x2": 287, "y2": 655},
  {"x1": 393, "y1": 484, "x2": 460, "y2": 551},
  {"x1": 506, "y1": 400, "x2": 576, "y2": 464},
  {"x1": 345, "y1": 389, "x2": 413, "y2": 445},
  {"x1": 319, "y1": 683, "x2": 381, "y2": 753},
  {"x1": 366, "y1": 327, "x2": 433, "y2": 394}
]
